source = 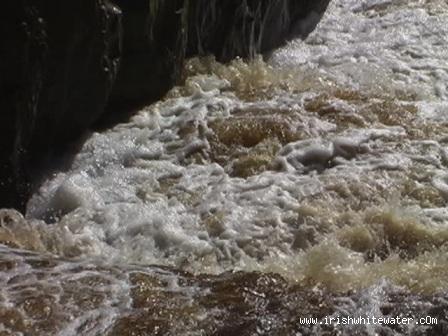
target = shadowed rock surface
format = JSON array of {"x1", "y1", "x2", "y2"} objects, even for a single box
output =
[
  {"x1": 0, "y1": 0, "x2": 121, "y2": 210},
  {"x1": 0, "y1": 0, "x2": 331, "y2": 210},
  {"x1": 106, "y1": 0, "x2": 187, "y2": 114},
  {"x1": 187, "y1": 0, "x2": 332, "y2": 61}
]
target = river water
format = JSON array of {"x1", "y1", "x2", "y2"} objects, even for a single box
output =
[{"x1": 1, "y1": 0, "x2": 448, "y2": 335}]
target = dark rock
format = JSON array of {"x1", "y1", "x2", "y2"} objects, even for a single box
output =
[
  {"x1": 105, "y1": 0, "x2": 187, "y2": 115},
  {"x1": 0, "y1": 0, "x2": 332, "y2": 210},
  {"x1": 187, "y1": 0, "x2": 331, "y2": 62},
  {"x1": 0, "y1": 0, "x2": 121, "y2": 210},
  {"x1": 107, "y1": 0, "x2": 332, "y2": 114},
  {"x1": 0, "y1": 2, "x2": 48, "y2": 210}
]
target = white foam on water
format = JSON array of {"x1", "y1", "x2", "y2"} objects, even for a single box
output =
[
  {"x1": 0, "y1": 1, "x2": 448, "y2": 334},
  {"x1": 16, "y1": 0, "x2": 448, "y2": 292},
  {"x1": 273, "y1": 0, "x2": 448, "y2": 100}
]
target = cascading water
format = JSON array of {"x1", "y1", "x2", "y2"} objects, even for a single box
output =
[{"x1": 1, "y1": 0, "x2": 448, "y2": 334}]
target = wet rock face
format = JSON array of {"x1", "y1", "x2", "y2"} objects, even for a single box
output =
[
  {"x1": 187, "y1": 0, "x2": 331, "y2": 62},
  {"x1": 0, "y1": 0, "x2": 121, "y2": 210},
  {"x1": 107, "y1": 0, "x2": 186, "y2": 112},
  {"x1": 0, "y1": 0, "x2": 331, "y2": 210},
  {"x1": 0, "y1": 2, "x2": 47, "y2": 210},
  {"x1": 107, "y1": 0, "x2": 332, "y2": 113}
]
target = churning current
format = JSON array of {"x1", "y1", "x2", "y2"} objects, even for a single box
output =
[{"x1": 1, "y1": 0, "x2": 448, "y2": 335}]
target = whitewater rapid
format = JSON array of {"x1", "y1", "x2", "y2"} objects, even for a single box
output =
[
  {"x1": 2, "y1": 0, "x2": 448, "y2": 335},
  {"x1": 2, "y1": 0, "x2": 447, "y2": 292}
]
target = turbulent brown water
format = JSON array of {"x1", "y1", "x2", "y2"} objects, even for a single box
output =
[
  {"x1": 2, "y1": 0, "x2": 448, "y2": 335},
  {"x1": 1, "y1": 244, "x2": 447, "y2": 336}
]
